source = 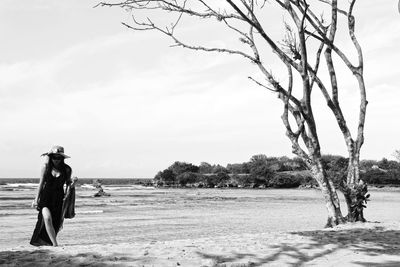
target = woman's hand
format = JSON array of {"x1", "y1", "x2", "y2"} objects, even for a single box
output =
[
  {"x1": 32, "y1": 199, "x2": 38, "y2": 209},
  {"x1": 71, "y1": 176, "x2": 78, "y2": 187}
]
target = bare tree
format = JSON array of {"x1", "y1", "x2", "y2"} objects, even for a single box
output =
[{"x1": 98, "y1": 0, "x2": 368, "y2": 227}]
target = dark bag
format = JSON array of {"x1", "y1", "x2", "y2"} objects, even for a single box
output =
[
  {"x1": 59, "y1": 186, "x2": 76, "y2": 230},
  {"x1": 62, "y1": 186, "x2": 75, "y2": 219}
]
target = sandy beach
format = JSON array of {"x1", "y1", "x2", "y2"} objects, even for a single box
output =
[{"x1": 1, "y1": 185, "x2": 400, "y2": 266}]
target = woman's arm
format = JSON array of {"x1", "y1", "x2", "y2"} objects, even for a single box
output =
[
  {"x1": 65, "y1": 166, "x2": 78, "y2": 193},
  {"x1": 65, "y1": 166, "x2": 72, "y2": 194},
  {"x1": 32, "y1": 164, "x2": 46, "y2": 208}
]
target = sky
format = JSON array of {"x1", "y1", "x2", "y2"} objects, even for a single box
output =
[{"x1": 1, "y1": 1, "x2": 399, "y2": 178}]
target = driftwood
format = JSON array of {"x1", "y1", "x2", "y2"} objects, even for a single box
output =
[{"x1": 92, "y1": 179, "x2": 110, "y2": 197}]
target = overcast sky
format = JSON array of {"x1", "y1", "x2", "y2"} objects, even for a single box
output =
[{"x1": 1, "y1": 1, "x2": 399, "y2": 178}]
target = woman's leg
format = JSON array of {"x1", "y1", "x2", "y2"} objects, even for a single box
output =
[{"x1": 41, "y1": 207, "x2": 58, "y2": 246}]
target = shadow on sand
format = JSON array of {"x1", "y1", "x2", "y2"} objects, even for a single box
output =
[
  {"x1": 0, "y1": 249, "x2": 137, "y2": 267},
  {"x1": 2, "y1": 225, "x2": 400, "y2": 267},
  {"x1": 197, "y1": 224, "x2": 400, "y2": 267}
]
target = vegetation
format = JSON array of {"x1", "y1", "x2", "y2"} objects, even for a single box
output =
[
  {"x1": 3, "y1": 154, "x2": 400, "y2": 189},
  {"x1": 153, "y1": 154, "x2": 400, "y2": 189}
]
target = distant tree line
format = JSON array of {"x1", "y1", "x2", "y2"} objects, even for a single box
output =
[{"x1": 154, "y1": 155, "x2": 400, "y2": 188}]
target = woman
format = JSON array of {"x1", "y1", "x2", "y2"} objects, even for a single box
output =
[{"x1": 30, "y1": 145, "x2": 76, "y2": 246}]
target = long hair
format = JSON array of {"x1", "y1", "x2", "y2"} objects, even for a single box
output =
[{"x1": 43, "y1": 155, "x2": 67, "y2": 179}]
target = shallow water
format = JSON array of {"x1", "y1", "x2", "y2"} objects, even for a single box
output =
[{"x1": 1, "y1": 186, "x2": 399, "y2": 249}]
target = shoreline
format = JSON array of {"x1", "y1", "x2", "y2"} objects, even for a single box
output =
[{"x1": 2, "y1": 177, "x2": 400, "y2": 189}]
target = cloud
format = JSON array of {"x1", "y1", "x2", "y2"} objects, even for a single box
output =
[{"x1": 1, "y1": 1, "x2": 399, "y2": 177}]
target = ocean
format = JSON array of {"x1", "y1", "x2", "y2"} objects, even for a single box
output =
[{"x1": 1, "y1": 180, "x2": 400, "y2": 250}]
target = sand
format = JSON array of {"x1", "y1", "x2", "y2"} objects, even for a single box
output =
[
  {"x1": 2, "y1": 222, "x2": 400, "y2": 266},
  {"x1": 1, "y1": 186, "x2": 400, "y2": 266}
]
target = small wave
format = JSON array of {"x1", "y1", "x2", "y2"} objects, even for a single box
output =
[
  {"x1": 80, "y1": 184, "x2": 97, "y2": 189},
  {"x1": 0, "y1": 196, "x2": 34, "y2": 201},
  {"x1": 0, "y1": 183, "x2": 38, "y2": 189},
  {"x1": 102, "y1": 185, "x2": 155, "y2": 191},
  {"x1": 76, "y1": 210, "x2": 104, "y2": 214},
  {"x1": 5, "y1": 183, "x2": 38, "y2": 188},
  {"x1": 0, "y1": 183, "x2": 37, "y2": 191},
  {"x1": 0, "y1": 188, "x2": 15, "y2": 191},
  {"x1": 6, "y1": 188, "x2": 33, "y2": 192}
]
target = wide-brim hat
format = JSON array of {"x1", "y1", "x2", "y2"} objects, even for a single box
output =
[{"x1": 41, "y1": 145, "x2": 70, "y2": 158}]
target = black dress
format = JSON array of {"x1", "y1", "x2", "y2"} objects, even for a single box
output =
[{"x1": 30, "y1": 166, "x2": 70, "y2": 246}]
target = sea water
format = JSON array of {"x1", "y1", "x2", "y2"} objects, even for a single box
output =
[{"x1": 1, "y1": 183, "x2": 400, "y2": 249}]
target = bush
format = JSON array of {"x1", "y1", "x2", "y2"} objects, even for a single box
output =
[
  {"x1": 250, "y1": 174, "x2": 269, "y2": 187},
  {"x1": 211, "y1": 165, "x2": 229, "y2": 174},
  {"x1": 321, "y1": 155, "x2": 348, "y2": 172},
  {"x1": 154, "y1": 154, "x2": 400, "y2": 188},
  {"x1": 268, "y1": 173, "x2": 301, "y2": 188},
  {"x1": 154, "y1": 169, "x2": 176, "y2": 185},
  {"x1": 230, "y1": 174, "x2": 253, "y2": 187},
  {"x1": 198, "y1": 162, "x2": 213, "y2": 174},
  {"x1": 226, "y1": 163, "x2": 250, "y2": 174},
  {"x1": 228, "y1": 174, "x2": 269, "y2": 188},
  {"x1": 281, "y1": 157, "x2": 307, "y2": 171},
  {"x1": 361, "y1": 169, "x2": 400, "y2": 185},
  {"x1": 377, "y1": 158, "x2": 400, "y2": 170},
  {"x1": 203, "y1": 174, "x2": 219, "y2": 188},
  {"x1": 360, "y1": 159, "x2": 378, "y2": 170},
  {"x1": 176, "y1": 172, "x2": 198, "y2": 186},
  {"x1": 168, "y1": 161, "x2": 199, "y2": 176},
  {"x1": 299, "y1": 173, "x2": 317, "y2": 187}
]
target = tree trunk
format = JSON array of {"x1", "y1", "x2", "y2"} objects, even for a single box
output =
[
  {"x1": 310, "y1": 160, "x2": 345, "y2": 227},
  {"x1": 342, "y1": 184, "x2": 368, "y2": 222},
  {"x1": 342, "y1": 153, "x2": 368, "y2": 222}
]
